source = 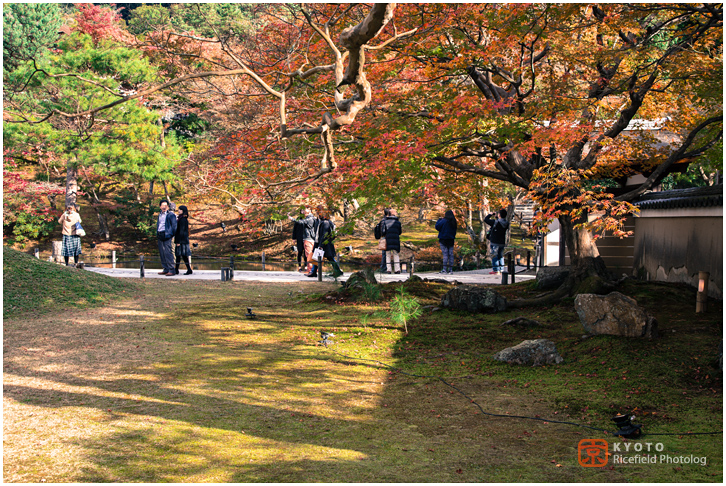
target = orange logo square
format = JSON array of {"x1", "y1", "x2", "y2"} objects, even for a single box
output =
[{"x1": 578, "y1": 439, "x2": 609, "y2": 467}]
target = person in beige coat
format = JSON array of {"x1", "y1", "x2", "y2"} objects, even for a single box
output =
[{"x1": 58, "y1": 205, "x2": 82, "y2": 266}]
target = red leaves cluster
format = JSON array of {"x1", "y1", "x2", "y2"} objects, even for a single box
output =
[{"x1": 73, "y1": 3, "x2": 132, "y2": 44}]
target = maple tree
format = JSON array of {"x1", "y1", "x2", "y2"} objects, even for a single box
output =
[
  {"x1": 343, "y1": 3, "x2": 722, "y2": 299},
  {"x1": 3, "y1": 3, "x2": 722, "y2": 298}
]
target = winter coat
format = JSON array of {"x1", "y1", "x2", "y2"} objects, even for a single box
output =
[
  {"x1": 158, "y1": 211, "x2": 177, "y2": 241},
  {"x1": 381, "y1": 216, "x2": 402, "y2": 252},
  {"x1": 58, "y1": 211, "x2": 82, "y2": 236},
  {"x1": 292, "y1": 219, "x2": 305, "y2": 242},
  {"x1": 175, "y1": 216, "x2": 190, "y2": 245},
  {"x1": 302, "y1": 214, "x2": 317, "y2": 241},
  {"x1": 484, "y1": 214, "x2": 509, "y2": 245},
  {"x1": 435, "y1": 217, "x2": 457, "y2": 241},
  {"x1": 315, "y1": 218, "x2": 336, "y2": 260}
]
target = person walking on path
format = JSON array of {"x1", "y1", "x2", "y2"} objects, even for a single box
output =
[
  {"x1": 374, "y1": 208, "x2": 391, "y2": 272},
  {"x1": 435, "y1": 209, "x2": 457, "y2": 274},
  {"x1": 157, "y1": 200, "x2": 177, "y2": 276},
  {"x1": 290, "y1": 208, "x2": 307, "y2": 271},
  {"x1": 382, "y1": 208, "x2": 402, "y2": 274},
  {"x1": 484, "y1": 208, "x2": 509, "y2": 275},
  {"x1": 308, "y1": 208, "x2": 343, "y2": 278},
  {"x1": 289, "y1": 208, "x2": 317, "y2": 273},
  {"x1": 58, "y1": 205, "x2": 82, "y2": 267},
  {"x1": 174, "y1": 205, "x2": 193, "y2": 275}
]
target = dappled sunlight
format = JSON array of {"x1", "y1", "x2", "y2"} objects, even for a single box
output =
[{"x1": 7, "y1": 278, "x2": 720, "y2": 482}]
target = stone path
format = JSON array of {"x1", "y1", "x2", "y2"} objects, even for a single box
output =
[{"x1": 85, "y1": 266, "x2": 536, "y2": 284}]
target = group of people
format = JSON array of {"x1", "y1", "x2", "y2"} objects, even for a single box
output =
[
  {"x1": 61, "y1": 200, "x2": 510, "y2": 277},
  {"x1": 374, "y1": 208, "x2": 403, "y2": 273},
  {"x1": 156, "y1": 199, "x2": 193, "y2": 276},
  {"x1": 371, "y1": 206, "x2": 509, "y2": 275},
  {"x1": 59, "y1": 199, "x2": 193, "y2": 276},
  {"x1": 289, "y1": 206, "x2": 344, "y2": 278}
]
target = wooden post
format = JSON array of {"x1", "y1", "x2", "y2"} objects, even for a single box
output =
[
  {"x1": 261, "y1": 251, "x2": 265, "y2": 271},
  {"x1": 317, "y1": 255, "x2": 323, "y2": 282},
  {"x1": 510, "y1": 257, "x2": 516, "y2": 284},
  {"x1": 140, "y1": 255, "x2": 145, "y2": 278},
  {"x1": 527, "y1": 250, "x2": 531, "y2": 270},
  {"x1": 501, "y1": 271, "x2": 508, "y2": 285},
  {"x1": 112, "y1": 250, "x2": 116, "y2": 269}
]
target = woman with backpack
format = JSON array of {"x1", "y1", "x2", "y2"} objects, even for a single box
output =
[
  {"x1": 374, "y1": 208, "x2": 391, "y2": 272},
  {"x1": 484, "y1": 209, "x2": 509, "y2": 275},
  {"x1": 435, "y1": 209, "x2": 457, "y2": 274},
  {"x1": 382, "y1": 208, "x2": 402, "y2": 274}
]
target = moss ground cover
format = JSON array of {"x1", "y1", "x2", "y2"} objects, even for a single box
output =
[
  {"x1": 3, "y1": 246, "x2": 138, "y2": 318},
  {"x1": 3, "y1": 262, "x2": 722, "y2": 482}
]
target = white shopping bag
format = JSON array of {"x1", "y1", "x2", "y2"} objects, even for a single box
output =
[{"x1": 312, "y1": 247, "x2": 325, "y2": 261}]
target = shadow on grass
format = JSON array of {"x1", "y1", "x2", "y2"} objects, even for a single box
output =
[{"x1": 3, "y1": 279, "x2": 722, "y2": 482}]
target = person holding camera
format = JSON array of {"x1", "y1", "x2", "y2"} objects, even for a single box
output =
[{"x1": 484, "y1": 209, "x2": 509, "y2": 275}]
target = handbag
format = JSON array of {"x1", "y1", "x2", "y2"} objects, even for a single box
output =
[
  {"x1": 312, "y1": 247, "x2": 325, "y2": 261},
  {"x1": 377, "y1": 238, "x2": 387, "y2": 250},
  {"x1": 74, "y1": 222, "x2": 86, "y2": 237}
]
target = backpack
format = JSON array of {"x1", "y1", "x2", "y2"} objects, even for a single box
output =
[{"x1": 374, "y1": 221, "x2": 382, "y2": 240}]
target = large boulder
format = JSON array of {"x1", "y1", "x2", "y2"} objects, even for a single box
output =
[
  {"x1": 575, "y1": 292, "x2": 658, "y2": 339},
  {"x1": 440, "y1": 285, "x2": 507, "y2": 313},
  {"x1": 343, "y1": 269, "x2": 378, "y2": 289},
  {"x1": 493, "y1": 339, "x2": 564, "y2": 366},
  {"x1": 535, "y1": 266, "x2": 570, "y2": 290}
]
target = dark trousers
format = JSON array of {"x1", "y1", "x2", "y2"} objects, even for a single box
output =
[
  {"x1": 296, "y1": 239, "x2": 306, "y2": 266},
  {"x1": 157, "y1": 234, "x2": 174, "y2": 272}
]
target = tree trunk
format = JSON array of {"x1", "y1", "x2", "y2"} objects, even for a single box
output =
[
  {"x1": 162, "y1": 181, "x2": 172, "y2": 204},
  {"x1": 558, "y1": 213, "x2": 600, "y2": 264},
  {"x1": 65, "y1": 164, "x2": 78, "y2": 209},
  {"x1": 508, "y1": 213, "x2": 615, "y2": 309},
  {"x1": 95, "y1": 208, "x2": 110, "y2": 241}
]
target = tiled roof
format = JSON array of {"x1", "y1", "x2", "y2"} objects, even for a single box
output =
[{"x1": 634, "y1": 184, "x2": 723, "y2": 210}]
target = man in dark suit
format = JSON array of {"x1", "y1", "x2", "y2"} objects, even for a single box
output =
[{"x1": 157, "y1": 200, "x2": 177, "y2": 276}]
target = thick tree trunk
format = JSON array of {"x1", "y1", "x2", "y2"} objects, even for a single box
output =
[
  {"x1": 65, "y1": 164, "x2": 78, "y2": 209},
  {"x1": 508, "y1": 213, "x2": 615, "y2": 309}
]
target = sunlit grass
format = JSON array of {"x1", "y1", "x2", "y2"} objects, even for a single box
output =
[{"x1": 4, "y1": 277, "x2": 722, "y2": 482}]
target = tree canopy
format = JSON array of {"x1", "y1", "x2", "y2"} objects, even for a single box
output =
[{"x1": 3, "y1": 3, "x2": 722, "y2": 273}]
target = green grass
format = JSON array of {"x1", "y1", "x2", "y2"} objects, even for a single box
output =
[
  {"x1": 3, "y1": 246, "x2": 138, "y2": 318},
  {"x1": 3, "y1": 272, "x2": 722, "y2": 482}
]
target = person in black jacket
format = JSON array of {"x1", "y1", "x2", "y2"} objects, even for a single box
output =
[
  {"x1": 484, "y1": 208, "x2": 509, "y2": 275},
  {"x1": 435, "y1": 209, "x2": 457, "y2": 274},
  {"x1": 307, "y1": 208, "x2": 343, "y2": 278},
  {"x1": 374, "y1": 208, "x2": 391, "y2": 272},
  {"x1": 174, "y1": 205, "x2": 193, "y2": 275},
  {"x1": 382, "y1": 208, "x2": 403, "y2": 274},
  {"x1": 289, "y1": 208, "x2": 307, "y2": 272}
]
